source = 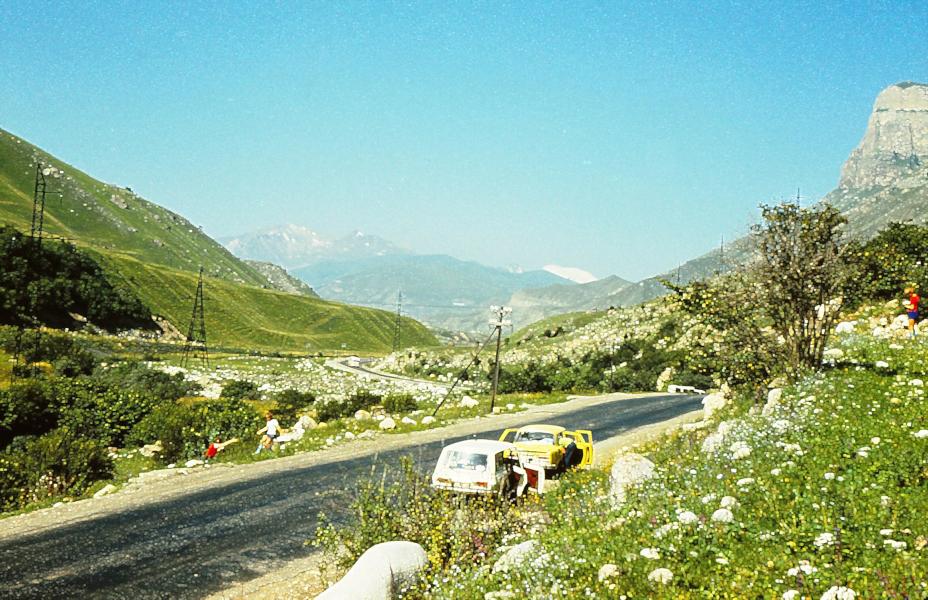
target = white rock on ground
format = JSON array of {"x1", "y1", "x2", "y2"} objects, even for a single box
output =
[
  {"x1": 93, "y1": 484, "x2": 117, "y2": 498},
  {"x1": 835, "y1": 320, "x2": 856, "y2": 333},
  {"x1": 401, "y1": 416, "x2": 417, "y2": 425},
  {"x1": 610, "y1": 453, "x2": 655, "y2": 505},
  {"x1": 701, "y1": 392, "x2": 727, "y2": 420},
  {"x1": 184, "y1": 459, "x2": 204, "y2": 468},
  {"x1": 458, "y1": 395, "x2": 479, "y2": 408},
  {"x1": 354, "y1": 409, "x2": 372, "y2": 420},
  {"x1": 316, "y1": 541, "x2": 427, "y2": 600},
  {"x1": 379, "y1": 417, "x2": 397, "y2": 430},
  {"x1": 762, "y1": 388, "x2": 783, "y2": 416},
  {"x1": 421, "y1": 416, "x2": 436, "y2": 425},
  {"x1": 492, "y1": 540, "x2": 540, "y2": 573}
]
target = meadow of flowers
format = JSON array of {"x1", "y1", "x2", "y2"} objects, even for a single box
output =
[{"x1": 409, "y1": 335, "x2": 928, "y2": 598}]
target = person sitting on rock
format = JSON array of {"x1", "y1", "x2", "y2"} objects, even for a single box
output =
[{"x1": 255, "y1": 411, "x2": 282, "y2": 454}]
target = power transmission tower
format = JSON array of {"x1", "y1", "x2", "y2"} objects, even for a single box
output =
[
  {"x1": 30, "y1": 163, "x2": 48, "y2": 246},
  {"x1": 488, "y1": 305, "x2": 512, "y2": 413},
  {"x1": 392, "y1": 291, "x2": 403, "y2": 352},
  {"x1": 181, "y1": 267, "x2": 209, "y2": 368}
]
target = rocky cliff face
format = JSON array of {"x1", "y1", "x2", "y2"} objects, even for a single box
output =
[
  {"x1": 838, "y1": 82, "x2": 928, "y2": 190},
  {"x1": 826, "y1": 82, "x2": 928, "y2": 238}
]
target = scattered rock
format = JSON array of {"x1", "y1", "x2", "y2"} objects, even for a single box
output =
[
  {"x1": 93, "y1": 484, "x2": 117, "y2": 498},
  {"x1": 610, "y1": 453, "x2": 655, "y2": 505},
  {"x1": 184, "y1": 459, "x2": 204, "y2": 468},
  {"x1": 762, "y1": 388, "x2": 783, "y2": 416},
  {"x1": 139, "y1": 441, "x2": 163, "y2": 457},
  {"x1": 379, "y1": 417, "x2": 396, "y2": 431},
  {"x1": 354, "y1": 409, "x2": 372, "y2": 421},
  {"x1": 421, "y1": 416, "x2": 436, "y2": 425},
  {"x1": 401, "y1": 416, "x2": 417, "y2": 425},
  {"x1": 701, "y1": 392, "x2": 727, "y2": 420},
  {"x1": 458, "y1": 395, "x2": 479, "y2": 409}
]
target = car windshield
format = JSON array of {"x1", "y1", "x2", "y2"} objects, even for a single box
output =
[
  {"x1": 443, "y1": 450, "x2": 489, "y2": 471},
  {"x1": 514, "y1": 430, "x2": 555, "y2": 444}
]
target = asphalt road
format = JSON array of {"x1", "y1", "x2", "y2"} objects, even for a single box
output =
[{"x1": 0, "y1": 393, "x2": 702, "y2": 599}]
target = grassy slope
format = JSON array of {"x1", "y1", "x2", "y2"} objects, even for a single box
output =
[{"x1": 0, "y1": 128, "x2": 437, "y2": 352}]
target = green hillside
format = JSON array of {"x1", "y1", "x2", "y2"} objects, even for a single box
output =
[{"x1": 0, "y1": 128, "x2": 436, "y2": 352}]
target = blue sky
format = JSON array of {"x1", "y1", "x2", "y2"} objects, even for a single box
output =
[{"x1": 2, "y1": 1, "x2": 926, "y2": 280}]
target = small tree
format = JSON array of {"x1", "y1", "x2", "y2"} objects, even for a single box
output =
[{"x1": 752, "y1": 203, "x2": 853, "y2": 378}]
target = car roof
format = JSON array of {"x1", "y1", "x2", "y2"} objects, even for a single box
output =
[
  {"x1": 442, "y1": 439, "x2": 515, "y2": 454},
  {"x1": 517, "y1": 424, "x2": 566, "y2": 434}
]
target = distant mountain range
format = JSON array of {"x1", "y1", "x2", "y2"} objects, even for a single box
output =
[
  {"x1": 222, "y1": 225, "x2": 610, "y2": 331},
  {"x1": 220, "y1": 225, "x2": 409, "y2": 269}
]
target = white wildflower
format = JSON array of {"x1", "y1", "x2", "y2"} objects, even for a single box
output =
[
  {"x1": 677, "y1": 510, "x2": 698, "y2": 525},
  {"x1": 640, "y1": 547, "x2": 660, "y2": 560},
  {"x1": 736, "y1": 477, "x2": 755, "y2": 487},
  {"x1": 913, "y1": 430, "x2": 928, "y2": 439},
  {"x1": 821, "y1": 586, "x2": 857, "y2": 600},
  {"x1": 783, "y1": 591, "x2": 800, "y2": 600},
  {"x1": 814, "y1": 532, "x2": 835, "y2": 548},
  {"x1": 824, "y1": 472, "x2": 835, "y2": 480},
  {"x1": 711, "y1": 508, "x2": 734, "y2": 523},
  {"x1": 647, "y1": 567, "x2": 673, "y2": 584},
  {"x1": 880, "y1": 528, "x2": 894, "y2": 536},
  {"x1": 730, "y1": 441, "x2": 752, "y2": 460},
  {"x1": 884, "y1": 539, "x2": 907, "y2": 551},
  {"x1": 871, "y1": 437, "x2": 881, "y2": 445},
  {"x1": 720, "y1": 495, "x2": 739, "y2": 509}
]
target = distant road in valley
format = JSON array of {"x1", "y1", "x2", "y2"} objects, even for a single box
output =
[{"x1": 0, "y1": 392, "x2": 703, "y2": 600}]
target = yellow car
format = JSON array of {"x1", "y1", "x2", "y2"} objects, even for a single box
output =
[{"x1": 499, "y1": 424, "x2": 593, "y2": 473}]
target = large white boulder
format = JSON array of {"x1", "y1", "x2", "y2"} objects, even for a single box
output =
[
  {"x1": 610, "y1": 453, "x2": 655, "y2": 505},
  {"x1": 762, "y1": 388, "x2": 783, "y2": 416},
  {"x1": 354, "y1": 409, "x2": 372, "y2": 421},
  {"x1": 316, "y1": 541, "x2": 427, "y2": 600},
  {"x1": 701, "y1": 392, "x2": 727, "y2": 420}
]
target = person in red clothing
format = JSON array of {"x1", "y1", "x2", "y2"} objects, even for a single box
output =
[
  {"x1": 904, "y1": 285, "x2": 920, "y2": 338},
  {"x1": 205, "y1": 436, "x2": 221, "y2": 461}
]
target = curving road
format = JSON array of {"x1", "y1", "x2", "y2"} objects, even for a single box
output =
[{"x1": 0, "y1": 393, "x2": 702, "y2": 599}]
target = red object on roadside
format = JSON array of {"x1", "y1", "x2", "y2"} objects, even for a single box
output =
[{"x1": 205, "y1": 443, "x2": 218, "y2": 459}]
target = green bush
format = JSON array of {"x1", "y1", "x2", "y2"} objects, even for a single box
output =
[
  {"x1": 316, "y1": 390, "x2": 383, "y2": 422},
  {"x1": 221, "y1": 379, "x2": 260, "y2": 401},
  {"x1": 128, "y1": 398, "x2": 262, "y2": 463},
  {"x1": 274, "y1": 389, "x2": 316, "y2": 423},
  {"x1": 0, "y1": 380, "x2": 57, "y2": 449},
  {"x1": 383, "y1": 393, "x2": 417, "y2": 413},
  {"x1": 93, "y1": 361, "x2": 200, "y2": 401},
  {"x1": 0, "y1": 428, "x2": 113, "y2": 510}
]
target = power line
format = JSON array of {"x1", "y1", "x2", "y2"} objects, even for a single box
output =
[{"x1": 431, "y1": 326, "x2": 499, "y2": 417}]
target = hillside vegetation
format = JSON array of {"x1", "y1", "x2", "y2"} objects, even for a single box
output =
[{"x1": 0, "y1": 128, "x2": 436, "y2": 352}]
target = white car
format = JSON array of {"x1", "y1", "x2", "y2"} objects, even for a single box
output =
[{"x1": 431, "y1": 439, "x2": 528, "y2": 498}]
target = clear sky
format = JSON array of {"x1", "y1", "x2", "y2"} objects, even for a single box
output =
[{"x1": 2, "y1": 1, "x2": 926, "y2": 280}]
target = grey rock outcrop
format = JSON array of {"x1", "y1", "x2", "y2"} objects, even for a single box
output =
[{"x1": 839, "y1": 82, "x2": 928, "y2": 190}]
